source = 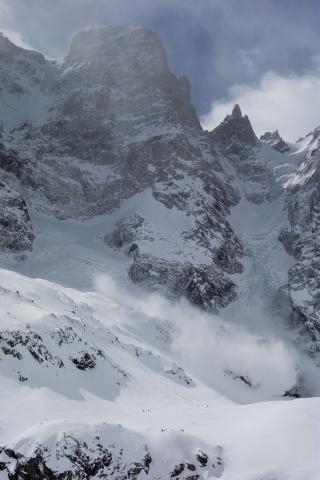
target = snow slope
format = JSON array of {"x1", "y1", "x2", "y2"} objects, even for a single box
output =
[
  {"x1": 0, "y1": 26, "x2": 319, "y2": 479},
  {"x1": 0, "y1": 135, "x2": 318, "y2": 479},
  {"x1": 0, "y1": 265, "x2": 319, "y2": 479}
]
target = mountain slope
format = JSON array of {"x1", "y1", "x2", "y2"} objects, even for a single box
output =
[
  {"x1": 0, "y1": 28, "x2": 246, "y2": 312},
  {"x1": 280, "y1": 127, "x2": 320, "y2": 356},
  {"x1": 0, "y1": 267, "x2": 319, "y2": 480},
  {"x1": 0, "y1": 26, "x2": 319, "y2": 479}
]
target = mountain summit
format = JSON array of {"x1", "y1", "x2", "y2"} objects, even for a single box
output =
[
  {"x1": 210, "y1": 103, "x2": 257, "y2": 147},
  {"x1": 231, "y1": 103, "x2": 242, "y2": 118},
  {"x1": 0, "y1": 26, "x2": 319, "y2": 480}
]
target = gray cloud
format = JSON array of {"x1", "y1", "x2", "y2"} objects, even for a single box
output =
[
  {"x1": 202, "y1": 70, "x2": 320, "y2": 141},
  {"x1": 1, "y1": 0, "x2": 320, "y2": 135}
]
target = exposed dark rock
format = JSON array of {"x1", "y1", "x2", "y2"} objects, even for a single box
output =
[
  {"x1": 209, "y1": 105, "x2": 273, "y2": 204},
  {"x1": 260, "y1": 130, "x2": 290, "y2": 153},
  {"x1": 171, "y1": 463, "x2": 185, "y2": 477},
  {"x1": 18, "y1": 373, "x2": 28, "y2": 382},
  {"x1": 1, "y1": 345, "x2": 23, "y2": 359},
  {"x1": 128, "y1": 243, "x2": 140, "y2": 258},
  {"x1": 213, "y1": 244, "x2": 244, "y2": 274},
  {"x1": 0, "y1": 26, "x2": 248, "y2": 313},
  {"x1": 196, "y1": 450, "x2": 208, "y2": 467},
  {"x1": 165, "y1": 365, "x2": 194, "y2": 386},
  {"x1": 105, "y1": 215, "x2": 145, "y2": 249},
  {"x1": 0, "y1": 431, "x2": 223, "y2": 480},
  {"x1": 70, "y1": 352, "x2": 96, "y2": 370},
  {"x1": 0, "y1": 143, "x2": 27, "y2": 179},
  {"x1": 224, "y1": 370, "x2": 257, "y2": 388},
  {"x1": 0, "y1": 434, "x2": 151, "y2": 480},
  {"x1": 129, "y1": 255, "x2": 237, "y2": 311},
  {"x1": 0, "y1": 328, "x2": 64, "y2": 367},
  {"x1": 283, "y1": 387, "x2": 301, "y2": 398},
  {"x1": 0, "y1": 181, "x2": 34, "y2": 252},
  {"x1": 210, "y1": 104, "x2": 257, "y2": 149},
  {"x1": 279, "y1": 127, "x2": 320, "y2": 355}
]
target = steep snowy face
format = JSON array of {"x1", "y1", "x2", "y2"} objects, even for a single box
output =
[
  {"x1": 1, "y1": 25, "x2": 320, "y2": 350},
  {"x1": 0, "y1": 266, "x2": 319, "y2": 480},
  {"x1": 280, "y1": 127, "x2": 320, "y2": 356},
  {"x1": 0, "y1": 27, "x2": 245, "y2": 311},
  {"x1": 0, "y1": 33, "x2": 54, "y2": 129},
  {"x1": 0, "y1": 26, "x2": 314, "y2": 324},
  {"x1": 208, "y1": 107, "x2": 320, "y2": 362},
  {"x1": 0, "y1": 26, "x2": 320, "y2": 479}
]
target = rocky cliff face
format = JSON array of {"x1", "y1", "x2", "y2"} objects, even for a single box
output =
[
  {"x1": 0, "y1": 180, "x2": 34, "y2": 252},
  {"x1": 0, "y1": 427, "x2": 224, "y2": 480},
  {"x1": 260, "y1": 130, "x2": 290, "y2": 154},
  {"x1": 2, "y1": 27, "x2": 203, "y2": 217},
  {"x1": 207, "y1": 105, "x2": 320, "y2": 358},
  {"x1": 0, "y1": 29, "x2": 199, "y2": 208},
  {"x1": 209, "y1": 105, "x2": 274, "y2": 204},
  {"x1": 0, "y1": 27, "x2": 248, "y2": 311},
  {"x1": 0, "y1": 26, "x2": 320, "y2": 479},
  {"x1": 280, "y1": 127, "x2": 320, "y2": 356},
  {"x1": 0, "y1": 26, "x2": 320, "y2": 349}
]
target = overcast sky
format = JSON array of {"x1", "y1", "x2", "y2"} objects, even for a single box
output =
[{"x1": 1, "y1": 0, "x2": 320, "y2": 140}]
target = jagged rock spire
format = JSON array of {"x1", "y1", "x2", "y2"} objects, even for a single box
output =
[
  {"x1": 209, "y1": 104, "x2": 257, "y2": 147},
  {"x1": 208, "y1": 104, "x2": 270, "y2": 204},
  {"x1": 231, "y1": 104, "x2": 242, "y2": 119}
]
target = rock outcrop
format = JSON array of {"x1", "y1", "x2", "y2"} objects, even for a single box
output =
[
  {"x1": 280, "y1": 127, "x2": 320, "y2": 356},
  {"x1": 0, "y1": 423, "x2": 224, "y2": 480},
  {"x1": 260, "y1": 130, "x2": 290, "y2": 153},
  {"x1": 1, "y1": 27, "x2": 319, "y2": 348},
  {"x1": 0, "y1": 180, "x2": 33, "y2": 252},
  {"x1": 208, "y1": 105, "x2": 273, "y2": 203},
  {"x1": 129, "y1": 255, "x2": 237, "y2": 311},
  {"x1": 210, "y1": 104, "x2": 257, "y2": 148},
  {"x1": 0, "y1": 28, "x2": 246, "y2": 310},
  {"x1": 0, "y1": 26, "x2": 320, "y2": 478}
]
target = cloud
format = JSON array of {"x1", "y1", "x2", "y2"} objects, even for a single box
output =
[
  {"x1": 0, "y1": 0, "x2": 320, "y2": 117},
  {"x1": 0, "y1": 1, "x2": 319, "y2": 138},
  {"x1": 201, "y1": 70, "x2": 320, "y2": 141},
  {"x1": 93, "y1": 273, "x2": 315, "y2": 403},
  {"x1": 0, "y1": 29, "x2": 32, "y2": 49}
]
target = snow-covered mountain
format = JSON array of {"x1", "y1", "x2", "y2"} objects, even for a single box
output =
[
  {"x1": 280, "y1": 127, "x2": 320, "y2": 356},
  {"x1": 0, "y1": 27, "x2": 319, "y2": 479}
]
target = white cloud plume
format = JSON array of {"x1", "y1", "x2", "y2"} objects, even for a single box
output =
[
  {"x1": 201, "y1": 70, "x2": 320, "y2": 141},
  {"x1": 0, "y1": 0, "x2": 320, "y2": 120},
  {"x1": 94, "y1": 273, "x2": 312, "y2": 403},
  {"x1": 0, "y1": 29, "x2": 32, "y2": 49}
]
